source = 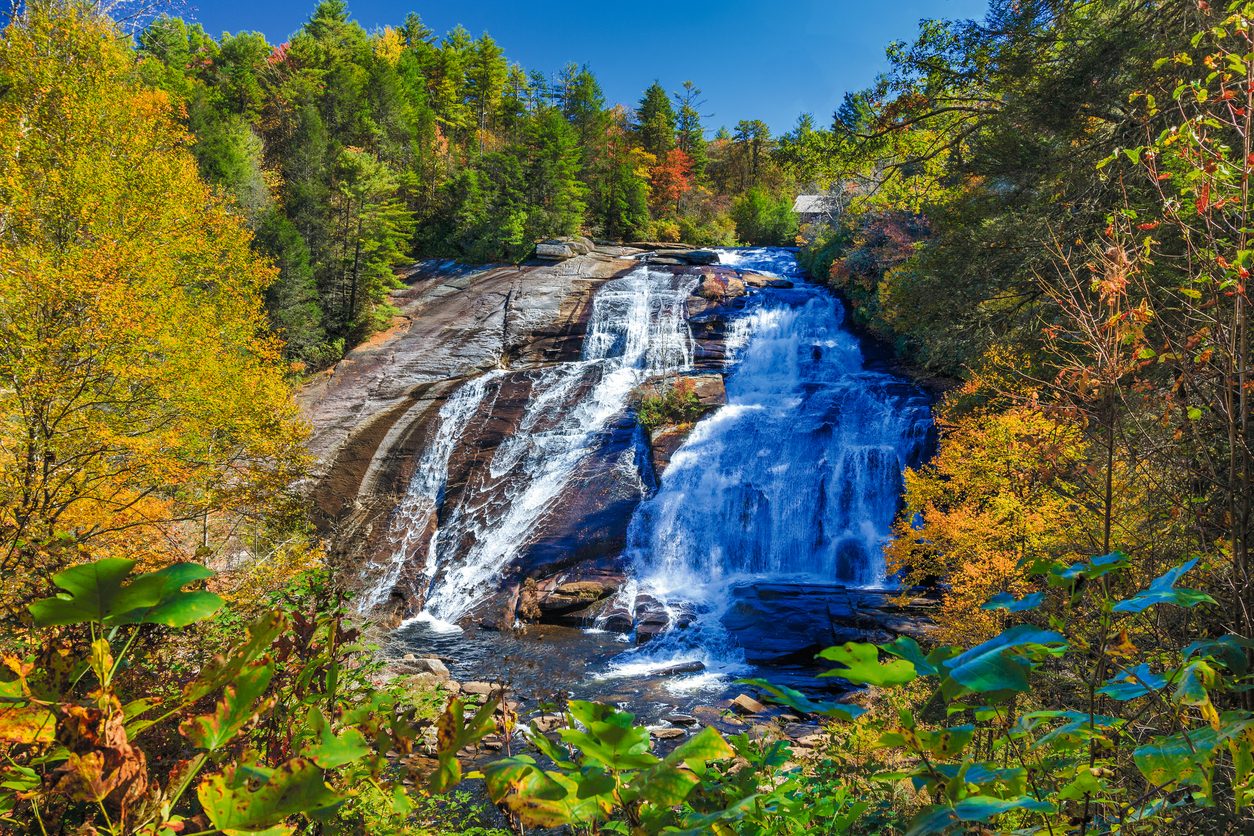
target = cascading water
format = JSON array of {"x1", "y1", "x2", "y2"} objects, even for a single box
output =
[
  {"x1": 602, "y1": 247, "x2": 933, "y2": 680},
  {"x1": 372, "y1": 263, "x2": 698, "y2": 624},
  {"x1": 357, "y1": 372, "x2": 500, "y2": 613}
]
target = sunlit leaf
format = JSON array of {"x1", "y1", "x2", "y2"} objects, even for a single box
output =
[
  {"x1": 1097, "y1": 663, "x2": 1167, "y2": 701},
  {"x1": 198, "y1": 759, "x2": 340, "y2": 832},
  {"x1": 736, "y1": 678, "x2": 865, "y2": 721},
  {"x1": 943, "y1": 625, "x2": 1067, "y2": 694},
  {"x1": 817, "y1": 642, "x2": 917, "y2": 687},
  {"x1": 1112, "y1": 559, "x2": 1216, "y2": 613},
  {"x1": 981, "y1": 591, "x2": 1044, "y2": 612},
  {"x1": 28, "y1": 559, "x2": 222, "y2": 628},
  {"x1": 181, "y1": 660, "x2": 275, "y2": 751}
]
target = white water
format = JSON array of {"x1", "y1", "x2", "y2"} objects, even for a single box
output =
[
  {"x1": 601, "y1": 247, "x2": 933, "y2": 685},
  {"x1": 375, "y1": 248, "x2": 931, "y2": 688},
  {"x1": 357, "y1": 372, "x2": 500, "y2": 613},
  {"x1": 371, "y1": 263, "x2": 698, "y2": 623}
]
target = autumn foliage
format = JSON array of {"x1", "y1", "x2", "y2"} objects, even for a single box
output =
[{"x1": 0, "y1": 3, "x2": 306, "y2": 612}]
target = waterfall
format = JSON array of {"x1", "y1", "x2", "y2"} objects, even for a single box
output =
[
  {"x1": 357, "y1": 372, "x2": 499, "y2": 613},
  {"x1": 373, "y1": 264, "x2": 699, "y2": 623},
  {"x1": 603, "y1": 247, "x2": 933, "y2": 677}
]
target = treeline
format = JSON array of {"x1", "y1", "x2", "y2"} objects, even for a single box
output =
[{"x1": 137, "y1": 0, "x2": 801, "y2": 367}]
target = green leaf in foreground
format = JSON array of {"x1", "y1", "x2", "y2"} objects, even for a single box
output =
[
  {"x1": 817, "y1": 642, "x2": 918, "y2": 687},
  {"x1": 943, "y1": 624, "x2": 1067, "y2": 694},
  {"x1": 1097, "y1": 663, "x2": 1167, "y2": 701},
  {"x1": 907, "y1": 795, "x2": 1055, "y2": 835},
  {"x1": 28, "y1": 558, "x2": 136, "y2": 626},
  {"x1": 1133, "y1": 714, "x2": 1254, "y2": 792},
  {"x1": 29, "y1": 559, "x2": 223, "y2": 628},
  {"x1": 181, "y1": 659, "x2": 275, "y2": 751},
  {"x1": 1112, "y1": 558, "x2": 1216, "y2": 613},
  {"x1": 198, "y1": 759, "x2": 340, "y2": 832}
]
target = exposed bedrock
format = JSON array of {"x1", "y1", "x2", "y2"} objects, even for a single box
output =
[
  {"x1": 300, "y1": 246, "x2": 776, "y2": 626},
  {"x1": 300, "y1": 249, "x2": 640, "y2": 601}
]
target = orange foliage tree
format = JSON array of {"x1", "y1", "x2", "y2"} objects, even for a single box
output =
[
  {"x1": 650, "y1": 148, "x2": 693, "y2": 215},
  {"x1": 0, "y1": 2, "x2": 306, "y2": 610},
  {"x1": 886, "y1": 404, "x2": 1090, "y2": 643}
]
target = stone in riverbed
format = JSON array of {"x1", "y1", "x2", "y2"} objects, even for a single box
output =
[
  {"x1": 649, "y1": 727, "x2": 686, "y2": 740},
  {"x1": 653, "y1": 660, "x2": 706, "y2": 676},
  {"x1": 408, "y1": 657, "x2": 450, "y2": 680},
  {"x1": 399, "y1": 672, "x2": 443, "y2": 690},
  {"x1": 731, "y1": 694, "x2": 767, "y2": 715},
  {"x1": 599, "y1": 603, "x2": 634, "y2": 633},
  {"x1": 532, "y1": 714, "x2": 565, "y2": 733},
  {"x1": 782, "y1": 722, "x2": 821, "y2": 740},
  {"x1": 696, "y1": 271, "x2": 747, "y2": 302},
  {"x1": 665, "y1": 713, "x2": 698, "y2": 726},
  {"x1": 640, "y1": 248, "x2": 721, "y2": 266}
]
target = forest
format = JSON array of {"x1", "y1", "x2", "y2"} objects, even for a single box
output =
[
  {"x1": 130, "y1": 0, "x2": 801, "y2": 367},
  {"x1": 3, "y1": 0, "x2": 1254, "y2": 834}
]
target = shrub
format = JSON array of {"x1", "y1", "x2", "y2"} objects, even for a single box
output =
[
  {"x1": 0, "y1": 558, "x2": 501, "y2": 834},
  {"x1": 637, "y1": 378, "x2": 705, "y2": 431}
]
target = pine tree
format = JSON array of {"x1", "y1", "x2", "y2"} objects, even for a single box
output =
[
  {"x1": 674, "y1": 80, "x2": 708, "y2": 182},
  {"x1": 635, "y1": 81, "x2": 676, "y2": 158}
]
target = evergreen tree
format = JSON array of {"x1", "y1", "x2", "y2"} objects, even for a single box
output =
[
  {"x1": 674, "y1": 80, "x2": 708, "y2": 182},
  {"x1": 635, "y1": 81, "x2": 675, "y2": 158},
  {"x1": 523, "y1": 107, "x2": 587, "y2": 239},
  {"x1": 467, "y1": 33, "x2": 507, "y2": 142}
]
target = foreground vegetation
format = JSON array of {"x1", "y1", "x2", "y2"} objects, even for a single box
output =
[{"x1": 5, "y1": 0, "x2": 1254, "y2": 832}]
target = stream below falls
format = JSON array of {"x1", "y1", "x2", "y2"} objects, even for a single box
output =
[{"x1": 387, "y1": 247, "x2": 934, "y2": 722}]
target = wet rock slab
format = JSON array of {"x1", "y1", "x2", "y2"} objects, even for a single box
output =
[{"x1": 721, "y1": 582, "x2": 937, "y2": 666}]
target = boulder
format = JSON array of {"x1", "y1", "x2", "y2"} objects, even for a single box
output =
[
  {"x1": 695, "y1": 271, "x2": 747, "y2": 302},
  {"x1": 740, "y1": 271, "x2": 773, "y2": 288},
  {"x1": 633, "y1": 594, "x2": 670, "y2": 644},
  {"x1": 528, "y1": 575, "x2": 623, "y2": 625},
  {"x1": 645, "y1": 249, "x2": 721, "y2": 266},
  {"x1": 687, "y1": 374, "x2": 726, "y2": 407},
  {"x1": 665, "y1": 713, "x2": 698, "y2": 726},
  {"x1": 783, "y1": 723, "x2": 821, "y2": 740},
  {"x1": 767, "y1": 278, "x2": 794, "y2": 289},
  {"x1": 409, "y1": 657, "x2": 450, "y2": 680},
  {"x1": 599, "y1": 603, "x2": 634, "y2": 633},
  {"x1": 532, "y1": 714, "x2": 565, "y2": 733},
  {"x1": 399, "y1": 672, "x2": 443, "y2": 690},
  {"x1": 462, "y1": 681, "x2": 496, "y2": 696},
  {"x1": 731, "y1": 694, "x2": 767, "y2": 715},
  {"x1": 653, "y1": 660, "x2": 706, "y2": 676},
  {"x1": 535, "y1": 240, "x2": 577, "y2": 261},
  {"x1": 648, "y1": 727, "x2": 686, "y2": 740}
]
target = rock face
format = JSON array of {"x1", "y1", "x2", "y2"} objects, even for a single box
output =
[
  {"x1": 299, "y1": 247, "x2": 643, "y2": 619},
  {"x1": 535, "y1": 236, "x2": 595, "y2": 261},
  {"x1": 302, "y1": 242, "x2": 814, "y2": 628},
  {"x1": 641, "y1": 373, "x2": 727, "y2": 474},
  {"x1": 721, "y1": 583, "x2": 937, "y2": 665}
]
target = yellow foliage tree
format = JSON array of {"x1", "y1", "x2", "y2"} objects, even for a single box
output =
[
  {"x1": 0, "y1": 2, "x2": 306, "y2": 609},
  {"x1": 886, "y1": 406, "x2": 1089, "y2": 643}
]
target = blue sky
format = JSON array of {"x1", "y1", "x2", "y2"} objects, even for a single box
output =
[{"x1": 182, "y1": 0, "x2": 989, "y2": 134}]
